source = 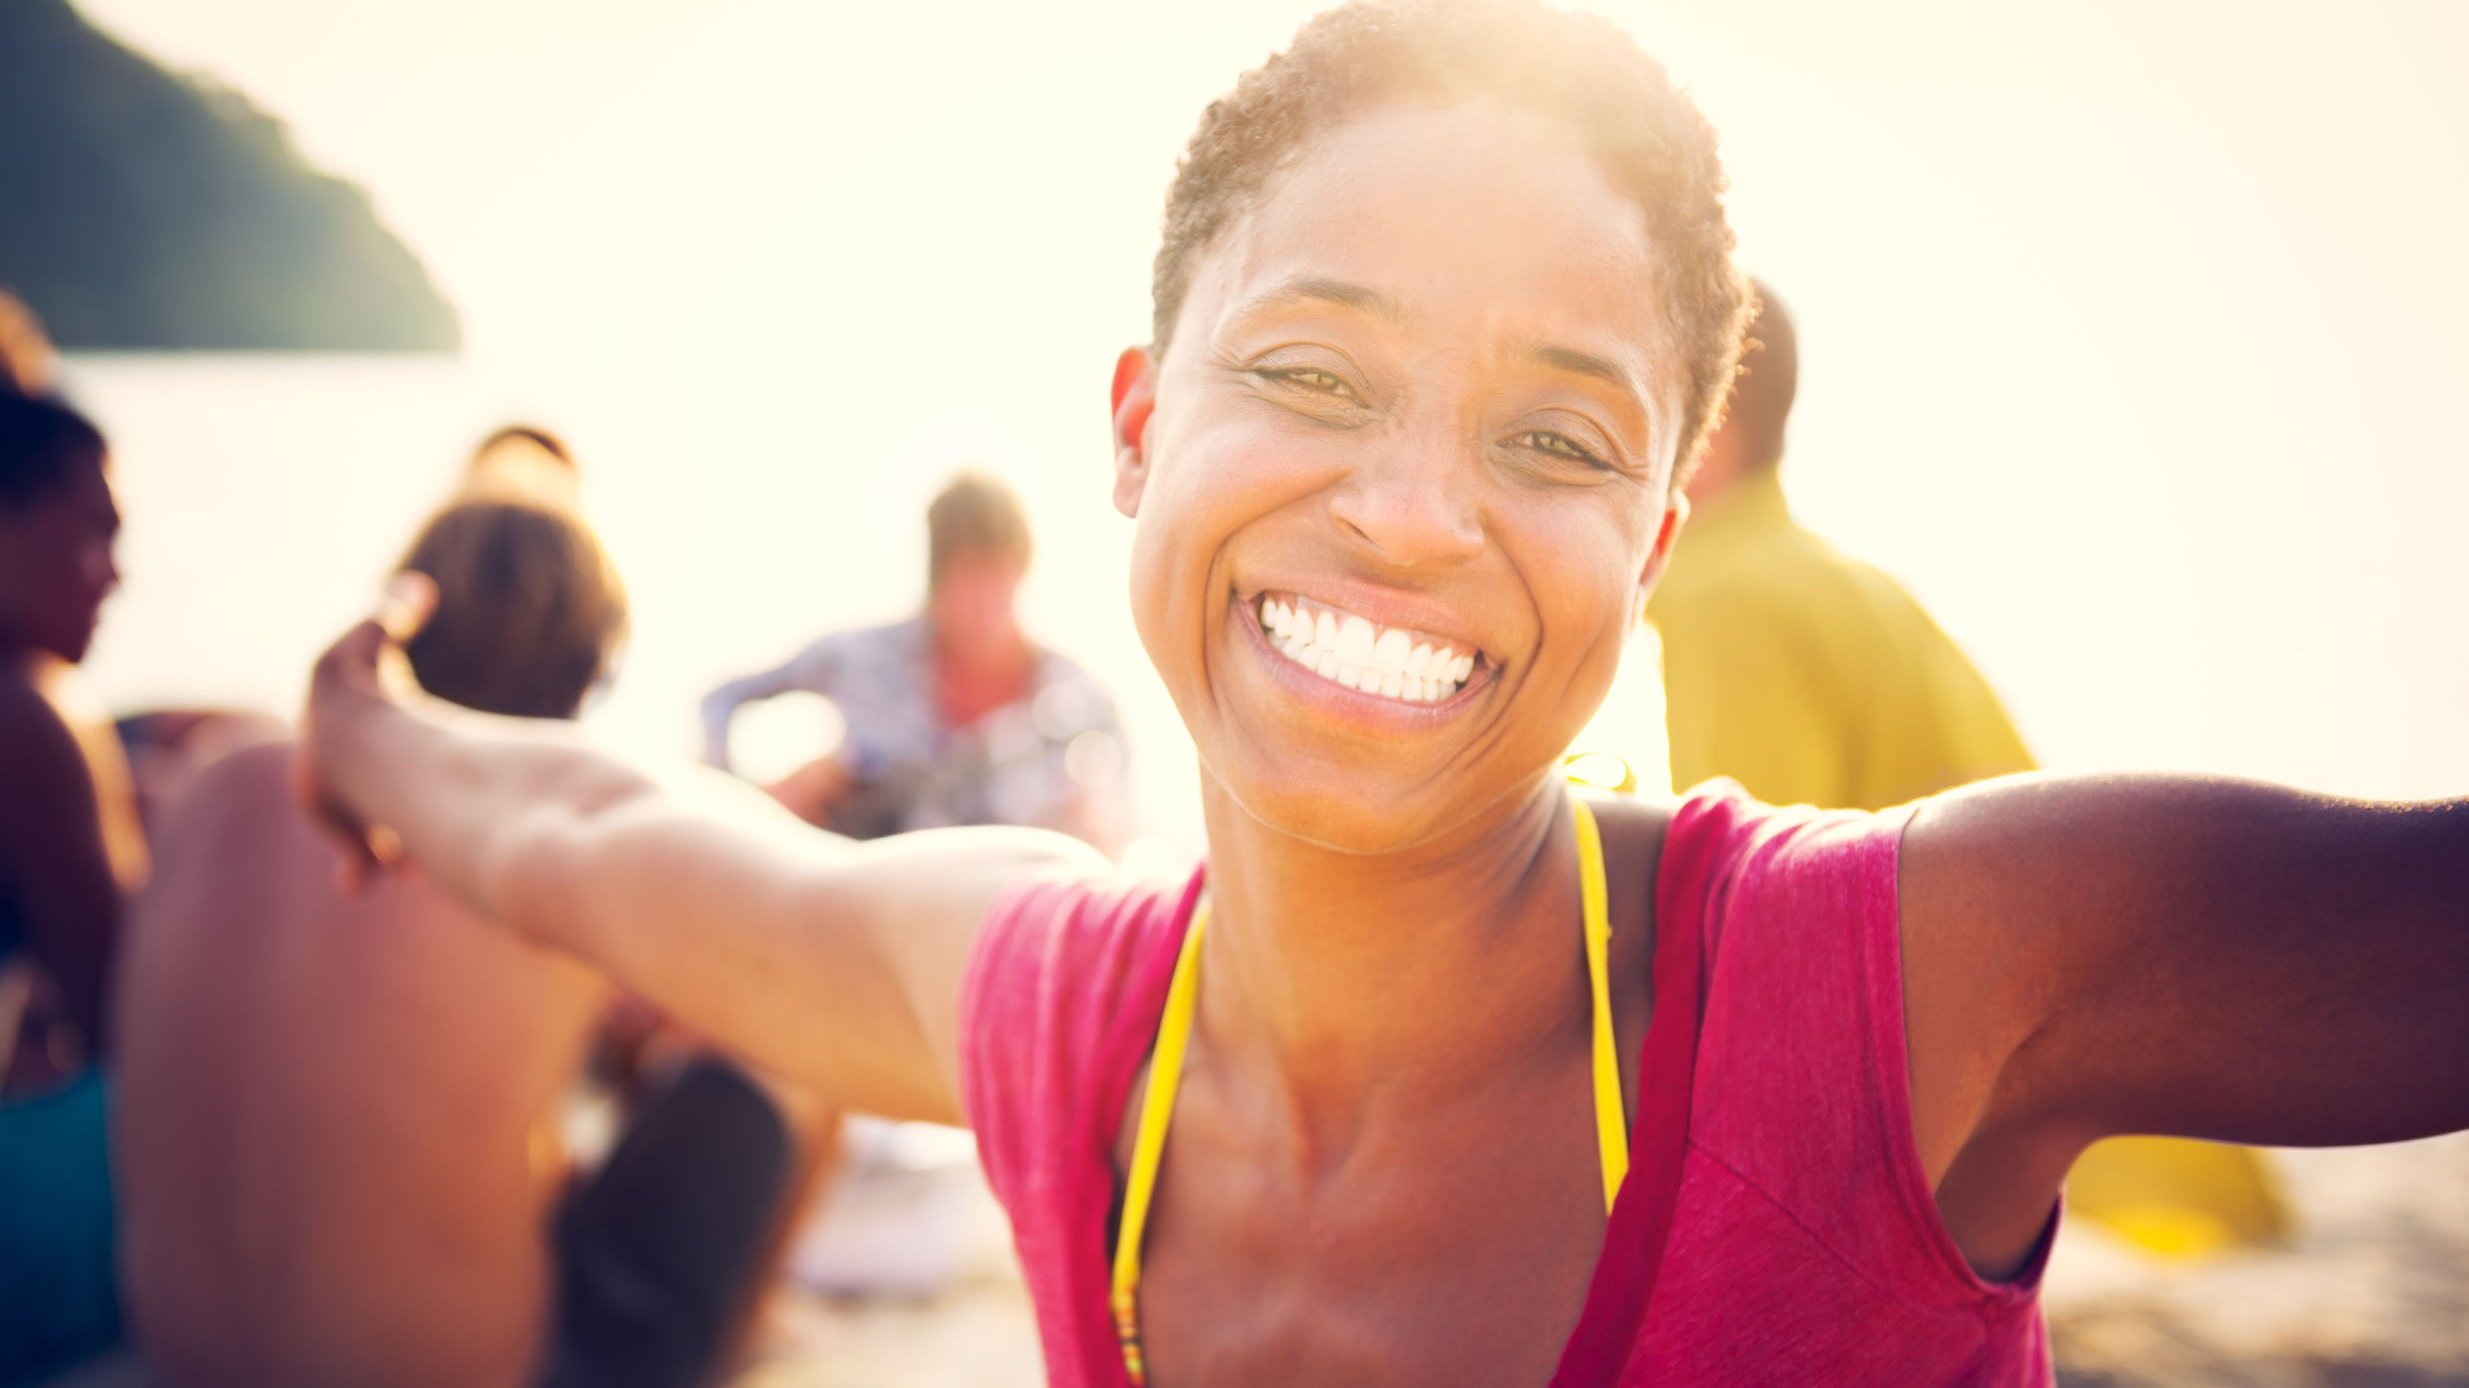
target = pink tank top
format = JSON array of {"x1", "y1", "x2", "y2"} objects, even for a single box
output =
[{"x1": 959, "y1": 783, "x2": 2054, "y2": 1385}]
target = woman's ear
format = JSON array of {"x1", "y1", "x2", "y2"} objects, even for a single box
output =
[
  {"x1": 1632, "y1": 491, "x2": 1689, "y2": 624},
  {"x1": 1110, "y1": 347, "x2": 1158, "y2": 519}
]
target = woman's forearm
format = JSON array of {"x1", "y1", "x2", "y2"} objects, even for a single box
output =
[
  {"x1": 298, "y1": 600, "x2": 1052, "y2": 1118},
  {"x1": 327, "y1": 686, "x2": 657, "y2": 930}
]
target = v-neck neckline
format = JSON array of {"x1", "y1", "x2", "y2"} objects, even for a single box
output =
[{"x1": 1094, "y1": 803, "x2": 1708, "y2": 1387}]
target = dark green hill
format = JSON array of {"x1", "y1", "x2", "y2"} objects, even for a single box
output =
[{"x1": 0, "y1": 0, "x2": 460, "y2": 350}]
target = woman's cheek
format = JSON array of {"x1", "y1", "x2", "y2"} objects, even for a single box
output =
[{"x1": 1530, "y1": 506, "x2": 1650, "y2": 669}]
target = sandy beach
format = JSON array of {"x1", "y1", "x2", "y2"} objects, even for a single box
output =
[
  {"x1": 2044, "y1": 1134, "x2": 2469, "y2": 1387},
  {"x1": 729, "y1": 1133, "x2": 2469, "y2": 1387}
]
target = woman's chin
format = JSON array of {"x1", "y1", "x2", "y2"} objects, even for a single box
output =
[{"x1": 1202, "y1": 754, "x2": 1488, "y2": 858}]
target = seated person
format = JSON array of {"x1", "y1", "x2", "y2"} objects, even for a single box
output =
[
  {"x1": 701, "y1": 471, "x2": 1127, "y2": 852},
  {"x1": 115, "y1": 494, "x2": 790, "y2": 1388},
  {"x1": 0, "y1": 391, "x2": 142, "y2": 1385}
]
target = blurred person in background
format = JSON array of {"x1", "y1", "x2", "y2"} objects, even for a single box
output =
[
  {"x1": 1651, "y1": 281, "x2": 2288, "y2": 1259},
  {"x1": 113, "y1": 487, "x2": 794, "y2": 1388},
  {"x1": 0, "y1": 384, "x2": 139, "y2": 1386},
  {"x1": 1649, "y1": 280, "x2": 2032, "y2": 806},
  {"x1": 702, "y1": 470, "x2": 1128, "y2": 855}
]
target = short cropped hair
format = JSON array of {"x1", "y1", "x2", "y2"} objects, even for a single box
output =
[
  {"x1": 1151, "y1": 0, "x2": 1751, "y2": 479},
  {"x1": 394, "y1": 497, "x2": 628, "y2": 720},
  {"x1": 926, "y1": 472, "x2": 1033, "y2": 589}
]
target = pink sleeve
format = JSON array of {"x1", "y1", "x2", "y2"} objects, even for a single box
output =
[
  {"x1": 957, "y1": 867, "x2": 1203, "y2": 1386},
  {"x1": 956, "y1": 872, "x2": 1071, "y2": 1208}
]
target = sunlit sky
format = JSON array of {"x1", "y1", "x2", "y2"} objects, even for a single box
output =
[{"x1": 60, "y1": 0, "x2": 2469, "y2": 819}]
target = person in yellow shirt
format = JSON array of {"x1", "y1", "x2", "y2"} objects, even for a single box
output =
[
  {"x1": 1649, "y1": 282, "x2": 2031, "y2": 808},
  {"x1": 1650, "y1": 280, "x2": 2287, "y2": 1257}
]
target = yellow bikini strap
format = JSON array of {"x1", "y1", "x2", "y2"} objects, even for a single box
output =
[
  {"x1": 1573, "y1": 796, "x2": 1630, "y2": 1210},
  {"x1": 1110, "y1": 795, "x2": 1627, "y2": 1384},
  {"x1": 1110, "y1": 897, "x2": 1208, "y2": 1385}
]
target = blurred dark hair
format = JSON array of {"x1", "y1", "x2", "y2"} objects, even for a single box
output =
[
  {"x1": 394, "y1": 496, "x2": 628, "y2": 720},
  {"x1": 1724, "y1": 278, "x2": 1799, "y2": 472},
  {"x1": 0, "y1": 393, "x2": 106, "y2": 510}
]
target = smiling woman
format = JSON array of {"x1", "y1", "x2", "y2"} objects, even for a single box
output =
[
  {"x1": 284, "y1": 2, "x2": 2469, "y2": 1386},
  {"x1": 1110, "y1": 90, "x2": 1726, "y2": 856}
]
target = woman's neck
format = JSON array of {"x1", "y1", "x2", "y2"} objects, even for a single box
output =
[{"x1": 1192, "y1": 773, "x2": 1588, "y2": 1170}]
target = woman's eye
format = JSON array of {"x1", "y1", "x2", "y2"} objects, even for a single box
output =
[
  {"x1": 1263, "y1": 367, "x2": 1356, "y2": 400},
  {"x1": 1516, "y1": 430, "x2": 1605, "y2": 467}
]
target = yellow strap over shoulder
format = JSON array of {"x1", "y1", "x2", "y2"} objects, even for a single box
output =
[
  {"x1": 1109, "y1": 794, "x2": 1630, "y2": 1384},
  {"x1": 1573, "y1": 796, "x2": 1630, "y2": 1209}
]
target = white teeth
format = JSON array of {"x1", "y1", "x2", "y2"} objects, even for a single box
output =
[
  {"x1": 1373, "y1": 627, "x2": 1411, "y2": 675},
  {"x1": 1336, "y1": 615, "x2": 1376, "y2": 665},
  {"x1": 1256, "y1": 593, "x2": 1484, "y2": 706}
]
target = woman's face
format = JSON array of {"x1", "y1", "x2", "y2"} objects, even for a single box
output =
[
  {"x1": 1115, "y1": 100, "x2": 1692, "y2": 852},
  {"x1": 0, "y1": 457, "x2": 121, "y2": 664}
]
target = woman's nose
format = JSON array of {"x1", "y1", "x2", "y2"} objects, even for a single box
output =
[{"x1": 1326, "y1": 436, "x2": 1484, "y2": 569}]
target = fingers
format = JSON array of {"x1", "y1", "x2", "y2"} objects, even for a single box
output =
[
  {"x1": 297, "y1": 574, "x2": 435, "y2": 893},
  {"x1": 290, "y1": 747, "x2": 382, "y2": 894},
  {"x1": 312, "y1": 573, "x2": 438, "y2": 706}
]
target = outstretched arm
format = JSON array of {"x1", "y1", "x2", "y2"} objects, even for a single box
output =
[
  {"x1": 304, "y1": 587, "x2": 1103, "y2": 1123},
  {"x1": 1901, "y1": 773, "x2": 2469, "y2": 1266}
]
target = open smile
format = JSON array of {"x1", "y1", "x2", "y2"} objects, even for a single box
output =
[{"x1": 1244, "y1": 591, "x2": 1493, "y2": 707}]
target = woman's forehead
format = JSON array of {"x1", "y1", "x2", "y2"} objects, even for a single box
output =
[
  {"x1": 1218, "y1": 110, "x2": 1658, "y2": 323},
  {"x1": 1183, "y1": 103, "x2": 1686, "y2": 416}
]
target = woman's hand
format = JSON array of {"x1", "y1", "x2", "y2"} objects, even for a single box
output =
[{"x1": 295, "y1": 572, "x2": 435, "y2": 890}]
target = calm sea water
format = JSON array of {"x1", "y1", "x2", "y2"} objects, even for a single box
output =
[{"x1": 59, "y1": 352, "x2": 2469, "y2": 865}]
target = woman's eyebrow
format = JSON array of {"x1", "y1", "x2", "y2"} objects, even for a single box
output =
[
  {"x1": 1239, "y1": 275, "x2": 1405, "y2": 324},
  {"x1": 1526, "y1": 341, "x2": 1639, "y2": 399}
]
